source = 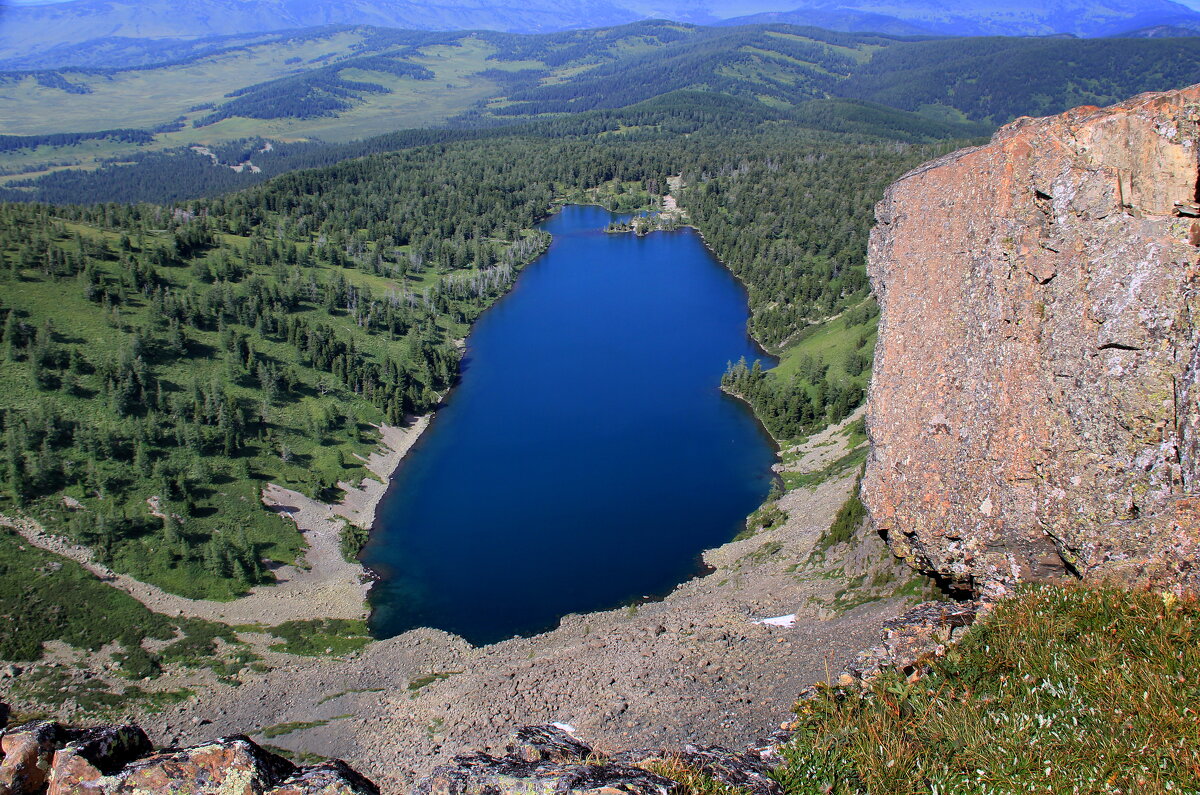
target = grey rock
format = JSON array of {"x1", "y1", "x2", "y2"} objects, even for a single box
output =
[{"x1": 416, "y1": 753, "x2": 681, "y2": 795}]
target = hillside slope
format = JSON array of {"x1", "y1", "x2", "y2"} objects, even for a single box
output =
[{"x1": 0, "y1": 0, "x2": 641, "y2": 59}]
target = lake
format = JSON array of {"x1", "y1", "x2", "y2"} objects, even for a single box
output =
[{"x1": 363, "y1": 204, "x2": 776, "y2": 645}]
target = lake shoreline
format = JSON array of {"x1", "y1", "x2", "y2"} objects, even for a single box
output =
[
  {"x1": 328, "y1": 415, "x2": 435, "y2": 539},
  {"x1": 604, "y1": 195, "x2": 781, "y2": 372},
  {"x1": 361, "y1": 204, "x2": 780, "y2": 644},
  {"x1": 248, "y1": 414, "x2": 439, "y2": 623},
  {"x1": 147, "y1": 410, "x2": 924, "y2": 795}
]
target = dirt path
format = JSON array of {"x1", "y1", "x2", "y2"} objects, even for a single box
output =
[
  {"x1": 2, "y1": 495, "x2": 369, "y2": 625},
  {"x1": 2, "y1": 417, "x2": 432, "y2": 626}
]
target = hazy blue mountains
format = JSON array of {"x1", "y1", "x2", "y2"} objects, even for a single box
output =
[
  {"x1": 5, "y1": 0, "x2": 1200, "y2": 64},
  {"x1": 720, "y1": 0, "x2": 1200, "y2": 37}
]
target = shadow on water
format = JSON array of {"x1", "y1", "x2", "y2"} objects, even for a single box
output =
[{"x1": 362, "y1": 205, "x2": 778, "y2": 645}]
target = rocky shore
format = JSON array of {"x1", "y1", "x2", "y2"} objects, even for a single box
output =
[{"x1": 143, "y1": 412, "x2": 928, "y2": 793}]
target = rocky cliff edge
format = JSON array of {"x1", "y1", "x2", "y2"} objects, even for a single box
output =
[{"x1": 864, "y1": 84, "x2": 1200, "y2": 596}]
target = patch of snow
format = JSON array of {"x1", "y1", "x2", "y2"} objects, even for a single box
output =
[{"x1": 754, "y1": 614, "x2": 797, "y2": 628}]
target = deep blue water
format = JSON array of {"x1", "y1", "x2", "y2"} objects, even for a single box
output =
[{"x1": 363, "y1": 205, "x2": 776, "y2": 645}]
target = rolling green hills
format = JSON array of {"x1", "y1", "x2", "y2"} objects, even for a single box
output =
[
  {"x1": 3, "y1": 21, "x2": 1199, "y2": 197},
  {"x1": 722, "y1": 0, "x2": 1200, "y2": 37},
  {"x1": 5, "y1": 0, "x2": 1199, "y2": 62}
]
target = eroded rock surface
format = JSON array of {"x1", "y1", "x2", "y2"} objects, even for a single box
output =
[{"x1": 865, "y1": 85, "x2": 1200, "y2": 595}]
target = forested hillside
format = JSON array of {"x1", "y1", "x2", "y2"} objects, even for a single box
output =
[
  {"x1": 0, "y1": 103, "x2": 955, "y2": 601},
  {"x1": 0, "y1": 140, "x2": 561, "y2": 600},
  {"x1": 837, "y1": 36, "x2": 1200, "y2": 123}
]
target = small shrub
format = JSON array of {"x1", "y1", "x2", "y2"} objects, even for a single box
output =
[
  {"x1": 339, "y1": 522, "x2": 370, "y2": 562},
  {"x1": 816, "y1": 467, "x2": 866, "y2": 551},
  {"x1": 114, "y1": 645, "x2": 162, "y2": 679}
]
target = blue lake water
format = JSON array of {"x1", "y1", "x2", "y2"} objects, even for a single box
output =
[{"x1": 363, "y1": 205, "x2": 776, "y2": 645}]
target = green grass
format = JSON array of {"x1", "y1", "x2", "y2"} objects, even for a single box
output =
[
  {"x1": 9, "y1": 667, "x2": 187, "y2": 715},
  {"x1": 773, "y1": 584, "x2": 1200, "y2": 795},
  {"x1": 781, "y1": 446, "x2": 868, "y2": 492},
  {"x1": 407, "y1": 671, "x2": 461, "y2": 692},
  {"x1": 744, "y1": 539, "x2": 784, "y2": 565},
  {"x1": 261, "y1": 744, "x2": 329, "y2": 765},
  {"x1": 0, "y1": 529, "x2": 176, "y2": 661},
  {"x1": 840, "y1": 415, "x2": 867, "y2": 447},
  {"x1": 268, "y1": 619, "x2": 372, "y2": 656},
  {"x1": 159, "y1": 618, "x2": 260, "y2": 680},
  {"x1": 261, "y1": 718, "x2": 338, "y2": 739},
  {"x1": 770, "y1": 303, "x2": 876, "y2": 392},
  {"x1": 0, "y1": 524, "x2": 264, "y2": 694},
  {"x1": 0, "y1": 30, "x2": 371, "y2": 136},
  {"x1": 815, "y1": 466, "x2": 866, "y2": 551},
  {"x1": 0, "y1": 34, "x2": 532, "y2": 177},
  {"x1": 641, "y1": 757, "x2": 754, "y2": 795},
  {"x1": 316, "y1": 687, "x2": 383, "y2": 705}
]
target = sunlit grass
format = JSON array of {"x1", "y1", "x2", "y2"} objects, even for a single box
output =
[{"x1": 774, "y1": 583, "x2": 1200, "y2": 794}]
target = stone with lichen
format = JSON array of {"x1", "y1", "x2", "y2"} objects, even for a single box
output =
[{"x1": 864, "y1": 84, "x2": 1200, "y2": 597}]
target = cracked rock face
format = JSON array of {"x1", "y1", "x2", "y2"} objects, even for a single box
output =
[{"x1": 864, "y1": 85, "x2": 1200, "y2": 595}]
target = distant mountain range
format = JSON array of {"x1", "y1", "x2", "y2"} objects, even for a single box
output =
[
  {"x1": 719, "y1": 0, "x2": 1200, "y2": 37},
  {"x1": 3, "y1": 0, "x2": 1200, "y2": 63},
  {"x1": 0, "y1": 0, "x2": 776, "y2": 60}
]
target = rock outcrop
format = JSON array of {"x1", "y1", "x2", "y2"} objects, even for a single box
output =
[
  {"x1": 0, "y1": 709, "x2": 377, "y2": 795},
  {"x1": 415, "y1": 725, "x2": 784, "y2": 795},
  {"x1": 865, "y1": 85, "x2": 1200, "y2": 596},
  {"x1": 416, "y1": 726, "x2": 679, "y2": 795}
]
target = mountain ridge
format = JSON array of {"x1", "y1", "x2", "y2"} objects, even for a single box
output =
[
  {"x1": 720, "y1": 0, "x2": 1200, "y2": 36},
  {"x1": 5, "y1": 0, "x2": 1200, "y2": 61}
]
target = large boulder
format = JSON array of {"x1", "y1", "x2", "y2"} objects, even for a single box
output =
[
  {"x1": 265, "y1": 760, "x2": 380, "y2": 795},
  {"x1": 0, "y1": 720, "x2": 377, "y2": 795},
  {"x1": 47, "y1": 725, "x2": 153, "y2": 795},
  {"x1": 413, "y1": 725, "x2": 785, "y2": 795},
  {"x1": 0, "y1": 721, "x2": 64, "y2": 795},
  {"x1": 864, "y1": 84, "x2": 1200, "y2": 596},
  {"x1": 504, "y1": 726, "x2": 592, "y2": 764},
  {"x1": 417, "y1": 754, "x2": 681, "y2": 795},
  {"x1": 91, "y1": 735, "x2": 295, "y2": 794},
  {"x1": 416, "y1": 727, "x2": 681, "y2": 795}
]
